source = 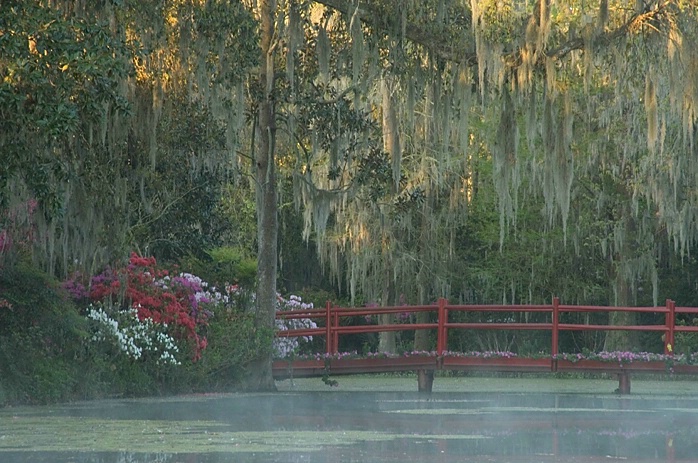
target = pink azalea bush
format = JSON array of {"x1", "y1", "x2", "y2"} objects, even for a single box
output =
[
  {"x1": 444, "y1": 350, "x2": 518, "y2": 359},
  {"x1": 223, "y1": 284, "x2": 318, "y2": 358},
  {"x1": 63, "y1": 253, "x2": 230, "y2": 364},
  {"x1": 553, "y1": 350, "x2": 698, "y2": 366}
]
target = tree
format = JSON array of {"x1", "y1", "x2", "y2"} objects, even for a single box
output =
[
  {"x1": 286, "y1": 0, "x2": 698, "y2": 358},
  {"x1": 245, "y1": 0, "x2": 279, "y2": 391},
  {"x1": 0, "y1": 1, "x2": 129, "y2": 271},
  {"x1": 7, "y1": 1, "x2": 698, "y2": 390},
  {"x1": 1, "y1": 0, "x2": 258, "y2": 275}
]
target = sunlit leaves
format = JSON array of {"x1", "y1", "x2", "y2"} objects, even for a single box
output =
[{"x1": 0, "y1": 2, "x2": 128, "y2": 144}]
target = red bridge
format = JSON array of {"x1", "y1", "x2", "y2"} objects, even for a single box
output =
[{"x1": 272, "y1": 298, "x2": 698, "y2": 393}]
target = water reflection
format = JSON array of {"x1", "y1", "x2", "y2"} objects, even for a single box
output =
[{"x1": 2, "y1": 391, "x2": 697, "y2": 462}]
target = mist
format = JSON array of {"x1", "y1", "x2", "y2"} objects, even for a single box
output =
[{"x1": 1, "y1": 377, "x2": 697, "y2": 463}]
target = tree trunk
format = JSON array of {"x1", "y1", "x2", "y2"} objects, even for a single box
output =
[
  {"x1": 377, "y1": 75, "x2": 399, "y2": 355},
  {"x1": 414, "y1": 284, "x2": 433, "y2": 392},
  {"x1": 246, "y1": 0, "x2": 278, "y2": 391},
  {"x1": 604, "y1": 257, "x2": 638, "y2": 352},
  {"x1": 378, "y1": 264, "x2": 396, "y2": 353},
  {"x1": 414, "y1": 309, "x2": 433, "y2": 392}
]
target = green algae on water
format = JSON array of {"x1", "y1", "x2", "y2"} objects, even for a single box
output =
[{"x1": 0, "y1": 416, "x2": 488, "y2": 454}]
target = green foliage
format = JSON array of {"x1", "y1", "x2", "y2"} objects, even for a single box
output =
[
  {"x1": 181, "y1": 246, "x2": 257, "y2": 289},
  {"x1": 217, "y1": 185, "x2": 258, "y2": 258},
  {"x1": 1, "y1": 1, "x2": 260, "y2": 279},
  {"x1": 353, "y1": 147, "x2": 394, "y2": 202},
  {"x1": 208, "y1": 247, "x2": 257, "y2": 285},
  {"x1": 0, "y1": 258, "x2": 276, "y2": 405},
  {"x1": 191, "y1": 0, "x2": 260, "y2": 84},
  {"x1": 673, "y1": 316, "x2": 698, "y2": 357},
  {"x1": 185, "y1": 310, "x2": 271, "y2": 390},
  {"x1": 130, "y1": 95, "x2": 232, "y2": 262},
  {"x1": 0, "y1": 261, "x2": 86, "y2": 404},
  {"x1": 478, "y1": 0, "x2": 523, "y2": 44},
  {"x1": 4, "y1": 0, "x2": 698, "y2": 398},
  {"x1": 0, "y1": 1, "x2": 129, "y2": 208}
]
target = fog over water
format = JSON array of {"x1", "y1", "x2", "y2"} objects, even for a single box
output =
[{"x1": 2, "y1": 379, "x2": 697, "y2": 462}]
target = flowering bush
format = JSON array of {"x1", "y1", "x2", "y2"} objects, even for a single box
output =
[
  {"x1": 443, "y1": 350, "x2": 518, "y2": 359},
  {"x1": 223, "y1": 283, "x2": 254, "y2": 311},
  {"x1": 274, "y1": 295, "x2": 318, "y2": 358},
  {"x1": 291, "y1": 350, "x2": 440, "y2": 361},
  {"x1": 553, "y1": 351, "x2": 668, "y2": 364},
  {"x1": 86, "y1": 302, "x2": 180, "y2": 365},
  {"x1": 292, "y1": 351, "x2": 360, "y2": 362},
  {"x1": 365, "y1": 351, "x2": 402, "y2": 359},
  {"x1": 279, "y1": 348, "x2": 698, "y2": 377},
  {"x1": 154, "y1": 272, "x2": 226, "y2": 320},
  {"x1": 222, "y1": 284, "x2": 318, "y2": 358},
  {"x1": 86, "y1": 253, "x2": 214, "y2": 361},
  {"x1": 399, "y1": 350, "x2": 438, "y2": 357},
  {"x1": 61, "y1": 272, "x2": 90, "y2": 302},
  {"x1": 553, "y1": 350, "x2": 698, "y2": 366}
]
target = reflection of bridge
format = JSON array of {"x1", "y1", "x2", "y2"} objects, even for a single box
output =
[
  {"x1": 272, "y1": 298, "x2": 698, "y2": 393},
  {"x1": 268, "y1": 393, "x2": 698, "y2": 463}
]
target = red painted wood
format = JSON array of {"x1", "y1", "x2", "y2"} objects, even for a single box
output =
[
  {"x1": 273, "y1": 297, "x2": 698, "y2": 386},
  {"x1": 442, "y1": 356, "x2": 551, "y2": 372},
  {"x1": 325, "y1": 300, "x2": 331, "y2": 355},
  {"x1": 332, "y1": 309, "x2": 339, "y2": 354},
  {"x1": 272, "y1": 356, "x2": 438, "y2": 379},
  {"x1": 333, "y1": 323, "x2": 438, "y2": 334},
  {"x1": 666, "y1": 299, "x2": 675, "y2": 354},
  {"x1": 555, "y1": 359, "x2": 668, "y2": 372},
  {"x1": 557, "y1": 323, "x2": 667, "y2": 331},
  {"x1": 672, "y1": 364, "x2": 698, "y2": 374},
  {"x1": 437, "y1": 297, "x2": 446, "y2": 356},
  {"x1": 552, "y1": 297, "x2": 559, "y2": 358}
]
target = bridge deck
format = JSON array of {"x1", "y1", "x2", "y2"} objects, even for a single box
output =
[{"x1": 273, "y1": 355, "x2": 698, "y2": 379}]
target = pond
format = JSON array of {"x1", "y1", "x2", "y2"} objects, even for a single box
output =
[{"x1": 1, "y1": 377, "x2": 697, "y2": 462}]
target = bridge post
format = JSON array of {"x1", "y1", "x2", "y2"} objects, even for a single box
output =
[
  {"x1": 617, "y1": 373, "x2": 631, "y2": 394},
  {"x1": 437, "y1": 297, "x2": 447, "y2": 356},
  {"x1": 664, "y1": 299, "x2": 675, "y2": 355},
  {"x1": 666, "y1": 434, "x2": 675, "y2": 462},
  {"x1": 552, "y1": 297, "x2": 560, "y2": 372},
  {"x1": 325, "y1": 300, "x2": 332, "y2": 355},
  {"x1": 332, "y1": 309, "x2": 339, "y2": 354},
  {"x1": 417, "y1": 369, "x2": 434, "y2": 393}
]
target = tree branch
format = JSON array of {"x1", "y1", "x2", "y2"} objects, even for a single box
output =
[
  {"x1": 314, "y1": 0, "x2": 674, "y2": 71},
  {"x1": 313, "y1": 0, "x2": 474, "y2": 64},
  {"x1": 546, "y1": 1, "x2": 673, "y2": 60}
]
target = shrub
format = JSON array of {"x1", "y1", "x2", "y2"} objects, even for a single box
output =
[
  {"x1": 0, "y1": 262, "x2": 85, "y2": 404},
  {"x1": 179, "y1": 246, "x2": 257, "y2": 289},
  {"x1": 184, "y1": 310, "x2": 271, "y2": 391},
  {"x1": 88, "y1": 253, "x2": 212, "y2": 361},
  {"x1": 224, "y1": 285, "x2": 318, "y2": 358}
]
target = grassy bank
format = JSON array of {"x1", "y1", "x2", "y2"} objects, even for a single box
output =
[{"x1": 275, "y1": 373, "x2": 698, "y2": 395}]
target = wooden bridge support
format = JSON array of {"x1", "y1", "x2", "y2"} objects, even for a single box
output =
[
  {"x1": 617, "y1": 373, "x2": 631, "y2": 394},
  {"x1": 417, "y1": 369, "x2": 434, "y2": 393}
]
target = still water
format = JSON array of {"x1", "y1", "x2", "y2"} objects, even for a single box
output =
[{"x1": 1, "y1": 384, "x2": 697, "y2": 462}]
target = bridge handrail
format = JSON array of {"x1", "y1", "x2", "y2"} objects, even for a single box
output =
[{"x1": 275, "y1": 297, "x2": 698, "y2": 357}]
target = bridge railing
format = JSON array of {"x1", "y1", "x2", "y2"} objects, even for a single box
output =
[{"x1": 275, "y1": 298, "x2": 698, "y2": 358}]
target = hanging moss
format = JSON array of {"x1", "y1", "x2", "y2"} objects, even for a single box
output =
[
  {"x1": 317, "y1": 25, "x2": 331, "y2": 84},
  {"x1": 492, "y1": 87, "x2": 519, "y2": 246},
  {"x1": 382, "y1": 76, "x2": 402, "y2": 193},
  {"x1": 644, "y1": 69, "x2": 658, "y2": 152}
]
